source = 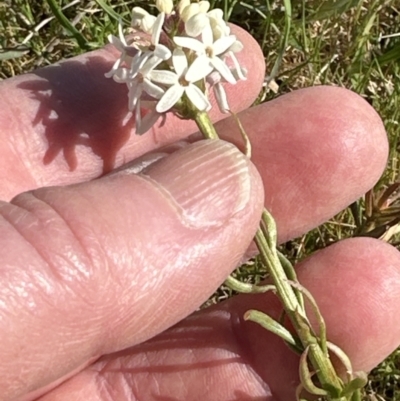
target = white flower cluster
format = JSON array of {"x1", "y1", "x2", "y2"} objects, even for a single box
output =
[{"x1": 106, "y1": 0, "x2": 246, "y2": 135}]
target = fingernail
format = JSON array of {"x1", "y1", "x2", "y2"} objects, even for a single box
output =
[
  {"x1": 107, "y1": 141, "x2": 191, "y2": 175},
  {"x1": 141, "y1": 140, "x2": 251, "y2": 228}
]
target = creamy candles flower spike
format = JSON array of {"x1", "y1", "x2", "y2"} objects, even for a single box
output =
[{"x1": 106, "y1": 0, "x2": 246, "y2": 135}]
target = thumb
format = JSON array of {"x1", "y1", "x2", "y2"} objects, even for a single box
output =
[{"x1": 0, "y1": 139, "x2": 264, "y2": 401}]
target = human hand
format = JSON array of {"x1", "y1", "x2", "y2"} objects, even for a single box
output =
[{"x1": 1, "y1": 26, "x2": 399, "y2": 401}]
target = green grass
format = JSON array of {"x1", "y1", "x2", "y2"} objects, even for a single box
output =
[{"x1": 1, "y1": 0, "x2": 400, "y2": 400}]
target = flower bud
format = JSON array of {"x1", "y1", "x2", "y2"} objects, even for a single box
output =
[
  {"x1": 198, "y1": 1, "x2": 211, "y2": 13},
  {"x1": 178, "y1": 0, "x2": 191, "y2": 15},
  {"x1": 132, "y1": 7, "x2": 157, "y2": 33},
  {"x1": 185, "y1": 13, "x2": 209, "y2": 37},
  {"x1": 156, "y1": 0, "x2": 174, "y2": 14},
  {"x1": 181, "y1": 3, "x2": 200, "y2": 22}
]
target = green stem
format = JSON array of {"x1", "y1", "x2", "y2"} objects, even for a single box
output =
[
  {"x1": 193, "y1": 109, "x2": 359, "y2": 400},
  {"x1": 194, "y1": 111, "x2": 219, "y2": 139},
  {"x1": 255, "y1": 220, "x2": 344, "y2": 398}
]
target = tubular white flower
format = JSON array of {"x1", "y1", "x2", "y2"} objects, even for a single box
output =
[
  {"x1": 105, "y1": 22, "x2": 139, "y2": 78},
  {"x1": 150, "y1": 49, "x2": 212, "y2": 113},
  {"x1": 156, "y1": 0, "x2": 174, "y2": 14},
  {"x1": 185, "y1": 13, "x2": 209, "y2": 37},
  {"x1": 135, "y1": 101, "x2": 164, "y2": 135},
  {"x1": 206, "y1": 71, "x2": 230, "y2": 114},
  {"x1": 147, "y1": 12, "x2": 171, "y2": 61},
  {"x1": 132, "y1": 13, "x2": 171, "y2": 65},
  {"x1": 127, "y1": 56, "x2": 165, "y2": 112},
  {"x1": 207, "y1": 8, "x2": 230, "y2": 38},
  {"x1": 213, "y1": 82, "x2": 230, "y2": 113},
  {"x1": 184, "y1": 6, "x2": 230, "y2": 39},
  {"x1": 174, "y1": 26, "x2": 237, "y2": 84},
  {"x1": 228, "y1": 51, "x2": 247, "y2": 81},
  {"x1": 180, "y1": 2, "x2": 210, "y2": 22}
]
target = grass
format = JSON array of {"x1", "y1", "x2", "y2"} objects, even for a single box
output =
[{"x1": 1, "y1": 0, "x2": 400, "y2": 400}]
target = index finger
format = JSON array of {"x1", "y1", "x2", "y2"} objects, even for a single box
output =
[{"x1": 0, "y1": 25, "x2": 265, "y2": 200}]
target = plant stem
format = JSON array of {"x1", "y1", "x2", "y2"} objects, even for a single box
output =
[
  {"x1": 194, "y1": 111, "x2": 219, "y2": 139},
  {"x1": 194, "y1": 110, "x2": 357, "y2": 400},
  {"x1": 255, "y1": 219, "x2": 344, "y2": 398}
]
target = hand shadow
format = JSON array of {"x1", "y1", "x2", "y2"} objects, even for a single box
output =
[{"x1": 17, "y1": 53, "x2": 135, "y2": 174}]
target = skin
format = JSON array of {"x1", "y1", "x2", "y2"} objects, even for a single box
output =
[{"x1": 0, "y1": 25, "x2": 399, "y2": 401}]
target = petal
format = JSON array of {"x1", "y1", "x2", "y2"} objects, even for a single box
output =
[
  {"x1": 201, "y1": 23, "x2": 214, "y2": 46},
  {"x1": 178, "y1": 0, "x2": 191, "y2": 15},
  {"x1": 143, "y1": 79, "x2": 165, "y2": 99},
  {"x1": 174, "y1": 36, "x2": 205, "y2": 54},
  {"x1": 107, "y1": 35, "x2": 124, "y2": 51},
  {"x1": 213, "y1": 82, "x2": 230, "y2": 113},
  {"x1": 229, "y1": 52, "x2": 247, "y2": 81},
  {"x1": 156, "y1": 0, "x2": 174, "y2": 14},
  {"x1": 152, "y1": 12, "x2": 165, "y2": 45},
  {"x1": 139, "y1": 56, "x2": 161, "y2": 76},
  {"x1": 149, "y1": 70, "x2": 178, "y2": 85},
  {"x1": 213, "y1": 35, "x2": 237, "y2": 55},
  {"x1": 199, "y1": 1, "x2": 211, "y2": 13},
  {"x1": 128, "y1": 82, "x2": 142, "y2": 111},
  {"x1": 112, "y1": 67, "x2": 129, "y2": 83},
  {"x1": 136, "y1": 109, "x2": 161, "y2": 135},
  {"x1": 153, "y1": 44, "x2": 172, "y2": 61},
  {"x1": 211, "y1": 56, "x2": 237, "y2": 84},
  {"x1": 185, "y1": 14, "x2": 209, "y2": 37},
  {"x1": 172, "y1": 48, "x2": 188, "y2": 77},
  {"x1": 130, "y1": 53, "x2": 147, "y2": 77},
  {"x1": 185, "y1": 84, "x2": 211, "y2": 111},
  {"x1": 156, "y1": 84, "x2": 185, "y2": 113},
  {"x1": 141, "y1": 15, "x2": 157, "y2": 34},
  {"x1": 135, "y1": 98, "x2": 142, "y2": 127},
  {"x1": 131, "y1": 7, "x2": 147, "y2": 27},
  {"x1": 104, "y1": 58, "x2": 121, "y2": 78},
  {"x1": 185, "y1": 55, "x2": 213, "y2": 82},
  {"x1": 230, "y1": 40, "x2": 244, "y2": 53},
  {"x1": 207, "y1": 8, "x2": 224, "y2": 21},
  {"x1": 132, "y1": 7, "x2": 150, "y2": 19},
  {"x1": 118, "y1": 21, "x2": 128, "y2": 47},
  {"x1": 181, "y1": 3, "x2": 200, "y2": 22}
]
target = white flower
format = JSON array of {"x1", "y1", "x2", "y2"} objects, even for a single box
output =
[
  {"x1": 156, "y1": 0, "x2": 174, "y2": 14},
  {"x1": 149, "y1": 49, "x2": 213, "y2": 113},
  {"x1": 135, "y1": 101, "x2": 165, "y2": 135},
  {"x1": 179, "y1": 1, "x2": 210, "y2": 21},
  {"x1": 174, "y1": 25, "x2": 237, "y2": 84},
  {"x1": 183, "y1": 6, "x2": 230, "y2": 39},
  {"x1": 131, "y1": 7, "x2": 157, "y2": 34},
  {"x1": 206, "y1": 71, "x2": 230, "y2": 114},
  {"x1": 127, "y1": 56, "x2": 165, "y2": 112},
  {"x1": 148, "y1": 12, "x2": 171, "y2": 61},
  {"x1": 105, "y1": 22, "x2": 138, "y2": 78}
]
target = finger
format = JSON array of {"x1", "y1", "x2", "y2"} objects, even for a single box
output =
[
  {"x1": 0, "y1": 140, "x2": 264, "y2": 401},
  {"x1": 215, "y1": 86, "x2": 388, "y2": 242},
  {"x1": 0, "y1": 26, "x2": 264, "y2": 200},
  {"x1": 35, "y1": 238, "x2": 400, "y2": 401}
]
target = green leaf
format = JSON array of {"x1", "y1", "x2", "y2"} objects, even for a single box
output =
[
  {"x1": 308, "y1": 0, "x2": 361, "y2": 21},
  {"x1": 244, "y1": 309, "x2": 300, "y2": 348},
  {"x1": 378, "y1": 43, "x2": 400, "y2": 66},
  {"x1": 94, "y1": 0, "x2": 129, "y2": 24},
  {"x1": 0, "y1": 47, "x2": 29, "y2": 61}
]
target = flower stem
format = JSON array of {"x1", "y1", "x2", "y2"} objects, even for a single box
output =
[
  {"x1": 255, "y1": 213, "x2": 345, "y2": 398},
  {"x1": 194, "y1": 110, "x2": 360, "y2": 400},
  {"x1": 194, "y1": 111, "x2": 219, "y2": 139}
]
